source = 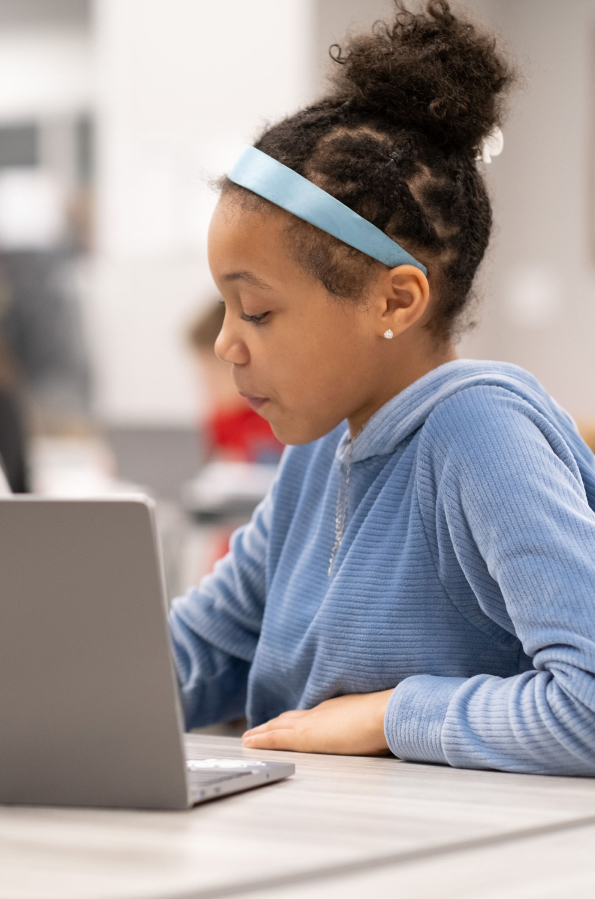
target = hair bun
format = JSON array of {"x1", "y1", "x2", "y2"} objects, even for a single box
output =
[{"x1": 329, "y1": 0, "x2": 515, "y2": 154}]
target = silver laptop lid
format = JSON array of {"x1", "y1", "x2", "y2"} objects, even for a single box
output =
[{"x1": 0, "y1": 496, "x2": 189, "y2": 809}]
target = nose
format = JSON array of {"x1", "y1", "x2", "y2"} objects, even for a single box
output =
[{"x1": 215, "y1": 316, "x2": 250, "y2": 366}]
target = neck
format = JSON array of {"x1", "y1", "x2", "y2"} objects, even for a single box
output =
[{"x1": 347, "y1": 339, "x2": 458, "y2": 438}]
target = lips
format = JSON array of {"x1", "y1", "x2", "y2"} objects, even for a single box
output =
[{"x1": 239, "y1": 392, "x2": 269, "y2": 412}]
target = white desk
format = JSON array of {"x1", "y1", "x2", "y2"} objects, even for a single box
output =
[
  {"x1": 2, "y1": 734, "x2": 595, "y2": 899},
  {"x1": 249, "y1": 824, "x2": 595, "y2": 899}
]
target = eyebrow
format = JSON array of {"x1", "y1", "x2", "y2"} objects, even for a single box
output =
[{"x1": 221, "y1": 270, "x2": 273, "y2": 290}]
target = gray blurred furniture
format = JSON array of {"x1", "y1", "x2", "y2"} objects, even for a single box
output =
[
  {"x1": 0, "y1": 388, "x2": 27, "y2": 492},
  {"x1": 106, "y1": 425, "x2": 202, "y2": 501},
  {"x1": 0, "y1": 250, "x2": 91, "y2": 420},
  {"x1": 2, "y1": 733, "x2": 595, "y2": 898}
]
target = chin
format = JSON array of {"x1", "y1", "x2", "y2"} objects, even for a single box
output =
[{"x1": 269, "y1": 416, "x2": 339, "y2": 447}]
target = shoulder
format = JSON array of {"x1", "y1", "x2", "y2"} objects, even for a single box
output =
[
  {"x1": 424, "y1": 384, "x2": 545, "y2": 452},
  {"x1": 418, "y1": 384, "x2": 582, "y2": 492}
]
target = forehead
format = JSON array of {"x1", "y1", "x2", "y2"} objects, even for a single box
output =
[
  {"x1": 208, "y1": 193, "x2": 303, "y2": 280},
  {"x1": 210, "y1": 194, "x2": 289, "y2": 248}
]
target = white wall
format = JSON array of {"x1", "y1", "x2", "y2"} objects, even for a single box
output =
[
  {"x1": 0, "y1": 0, "x2": 91, "y2": 122},
  {"x1": 91, "y1": 0, "x2": 315, "y2": 426},
  {"x1": 458, "y1": 0, "x2": 595, "y2": 422}
]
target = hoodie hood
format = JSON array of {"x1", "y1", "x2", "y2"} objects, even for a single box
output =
[{"x1": 338, "y1": 359, "x2": 590, "y2": 468}]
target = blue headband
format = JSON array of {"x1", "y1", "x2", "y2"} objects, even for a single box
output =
[{"x1": 228, "y1": 146, "x2": 427, "y2": 276}]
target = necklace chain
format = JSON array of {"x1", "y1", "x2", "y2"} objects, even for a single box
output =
[{"x1": 328, "y1": 426, "x2": 364, "y2": 576}]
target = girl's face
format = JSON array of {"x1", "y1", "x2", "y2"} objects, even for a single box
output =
[{"x1": 208, "y1": 195, "x2": 436, "y2": 445}]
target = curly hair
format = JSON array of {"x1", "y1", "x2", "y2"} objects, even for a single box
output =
[{"x1": 220, "y1": 0, "x2": 517, "y2": 340}]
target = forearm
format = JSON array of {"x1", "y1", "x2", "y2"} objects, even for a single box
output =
[
  {"x1": 415, "y1": 391, "x2": 595, "y2": 775},
  {"x1": 168, "y1": 491, "x2": 272, "y2": 730},
  {"x1": 169, "y1": 602, "x2": 251, "y2": 729},
  {"x1": 385, "y1": 671, "x2": 595, "y2": 776}
]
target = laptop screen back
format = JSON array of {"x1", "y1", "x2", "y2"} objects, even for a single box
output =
[{"x1": 0, "y1": 497, "x2": 189, "y2": 809}]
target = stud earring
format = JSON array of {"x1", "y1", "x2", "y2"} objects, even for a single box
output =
[{"x1": 383, "y1": 329, "x2": 394, "y2": 340}]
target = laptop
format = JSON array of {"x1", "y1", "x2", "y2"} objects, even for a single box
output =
[{"x1": 0, "y1": 495, "x2": 294, "y2": 809}]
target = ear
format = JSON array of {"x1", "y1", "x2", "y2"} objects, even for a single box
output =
[{"x1": 378, "y1": 265, "x2": 430, "y2": 337}]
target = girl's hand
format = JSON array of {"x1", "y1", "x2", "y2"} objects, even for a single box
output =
[{"x1": 241, "y1": 689, "x2": 394, "y2": 756}]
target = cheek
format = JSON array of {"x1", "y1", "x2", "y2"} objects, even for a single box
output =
[
  {"x1": 259, "y1": 327, "x2": 370, "y2": 444},
  {"x1": 273, "y1": 322, "x2": 367, "y2": 413},
  {"x1": 271, "y1": 331, "x2": 342, "y2": 397}
]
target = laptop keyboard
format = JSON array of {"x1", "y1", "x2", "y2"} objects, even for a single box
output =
[
  {"x1": 186, "y1": 769, "x2": 252, "y2": 787},
  {"x1": 185, "y1": 758, "x2": 260, "y2": 787}
]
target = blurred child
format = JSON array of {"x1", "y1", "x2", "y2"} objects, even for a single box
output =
[
  {"x1": 189, "y1": 301, "x2": 283, "y2": 464},
  {"x1": 186, "y1": 300, "x2": 283, "y2": 577}
]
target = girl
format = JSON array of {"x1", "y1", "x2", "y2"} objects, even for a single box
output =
[{"x1": 169, "y1": 1, "x2": 595, "y2": 775}]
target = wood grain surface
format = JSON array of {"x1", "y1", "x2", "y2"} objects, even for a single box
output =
[
  {"x1": 245, "y1": 820, "x2": 595, "y2": 899},
  {"x1": 1, "y1": 734, "x2": 594, "y2": 899}
]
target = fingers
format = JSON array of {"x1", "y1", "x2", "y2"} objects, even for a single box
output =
[
  {"x1": 244, "y1": 710, "x2": 305, "y2": 737},
  {"x1": 242, "y1": 728, "x2": 301, "y2": 751},
  {"x1": 242, "y1": 709, "x2": 308, "y2": 751}
]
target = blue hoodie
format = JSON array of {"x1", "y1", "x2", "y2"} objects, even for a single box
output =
[{"x1": 169, "y1": 360, "x2": 595, "y2": 775}]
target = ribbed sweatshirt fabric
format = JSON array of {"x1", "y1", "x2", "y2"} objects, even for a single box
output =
[{"x1": 169, "y1": 360, "x2": 595, "y2": 775}]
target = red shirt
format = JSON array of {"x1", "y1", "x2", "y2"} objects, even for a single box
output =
[{"x1": 207, "y1": 406, "x2": 283, "y2": 463}]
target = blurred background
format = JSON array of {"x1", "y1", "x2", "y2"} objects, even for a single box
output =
[{"x1": 0, "y1": 0, "x2": 594, "y2": 601}]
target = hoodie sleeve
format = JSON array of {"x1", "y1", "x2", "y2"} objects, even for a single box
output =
[
  {"x1": 384, "y1": 385, "x2": 595, "y2": 775},
  {"x1": 168, "y1": 488, "x2": 272, "y2": 730}
]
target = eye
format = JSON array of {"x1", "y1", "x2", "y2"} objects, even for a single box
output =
[{"x1": 240, "y1": 311, "x2": 270, "y2": 325}]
